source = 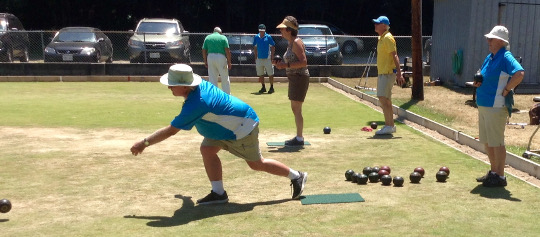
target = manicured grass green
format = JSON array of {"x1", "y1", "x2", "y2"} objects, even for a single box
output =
[{"x1": 1, "y1": 82, "x2": 539, "y2": 236}]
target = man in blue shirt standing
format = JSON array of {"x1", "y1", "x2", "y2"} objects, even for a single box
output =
[
  {"x1": 473, "y1": 25, "x2": 524, "y2": 187},
  {"x1": 253, "y1": 24, "x2": 276, "y2": 94},
  {"x1": 130, "y1": 64, "x2": 307, "y2": 204}
]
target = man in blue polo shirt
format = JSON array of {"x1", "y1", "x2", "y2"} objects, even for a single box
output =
[
  {"x1": 473, "y1": 25, "x2": 524, "y2": 187},
  {"x1": 253, "y1": 24, "x2": 276, "y2": 93},
  {"x1": 130, "y1": 64, "x2": 307, "y2": 204}
]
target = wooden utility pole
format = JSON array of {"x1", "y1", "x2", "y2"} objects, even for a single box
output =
[{"x1": 411, "y1": 0, "x2": 424, "y2": 100}]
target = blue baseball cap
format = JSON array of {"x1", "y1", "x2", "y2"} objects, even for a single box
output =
[{"x1": 372, "y1": 16, "x2": 390, "y2": 25}]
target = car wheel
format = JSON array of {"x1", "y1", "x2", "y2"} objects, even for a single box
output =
[
  {"x1": 129, "y1": 58, "x2": 138, "y2": 63},
  {"x1": 20, "y1": 48, "x2": 29, "y2": 62},
  {"x1": 95, "y1": 51, "x2": 101, "y2": 63},
  {"x1": 342, "y1": 41, "x2": 357, "y2": 55},
  {"x1": 106, "y1": 55, "x2": 113, "y2": 63},
  {"x1": 1, "y1": 48, "x2": 13, "y2": 62}
]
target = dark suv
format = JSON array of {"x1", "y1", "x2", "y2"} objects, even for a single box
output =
[
  {"x1": 0, "y1": 13, "x2": 29, "y2": 62},
  {"x1": 128, "y1": 18, "x2": 190, "y2": 63}
]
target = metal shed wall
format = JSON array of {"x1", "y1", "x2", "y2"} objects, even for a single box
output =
[{"x1": 432, "y1": 0, "x2": 540, "y2": 92}]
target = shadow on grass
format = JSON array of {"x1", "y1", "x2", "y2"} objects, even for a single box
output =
[
  {"x1": 0, "y1": 219, "x2": 9, "y2": 222},
  {"x1": 398, "y1": 99, "x2": 420, "y2": 111},
  {"x1": 470, "y1": 185, "x2": 521, "y2": 201},
  {"x1": 465, "y1": 100, "x2": 478, "y2": 108},
  {"x1": 268, "y1": 146, "x2": 305, "y2": 152},
  {"x1": 367, "y1": 135, "x2": 402, "y2": 140},
  {"x1": 124, "y1": 195, "x2": 291, "y2": 227}
]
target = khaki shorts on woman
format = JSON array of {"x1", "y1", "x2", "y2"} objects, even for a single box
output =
[{"x1": 287, "y1": 74, "x2": 310, "y2": 102}]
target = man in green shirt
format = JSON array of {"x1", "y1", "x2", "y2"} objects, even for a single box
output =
[{"x1": 202, "y1": 27, "x2": 232, "y2": 94}]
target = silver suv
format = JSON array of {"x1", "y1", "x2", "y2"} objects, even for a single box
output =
[{"x1": 128, "y1": 18, "x2": 190, "y2": 63}]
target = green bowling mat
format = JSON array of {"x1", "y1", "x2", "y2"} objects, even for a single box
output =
[
  {"x1": 266, "y1": 141, "x2": 311, "y2": 146},
  {"x1": 301, "y1": 193, "x2": 365, "y2": 205}
]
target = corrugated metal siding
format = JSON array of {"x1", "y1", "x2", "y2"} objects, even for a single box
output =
[
  {"x1": 431, "y1": 0, "x2": 473, "y2": 84},
  {"x1": 433, "y1": 0, "x2": 540, "y2": 91}
]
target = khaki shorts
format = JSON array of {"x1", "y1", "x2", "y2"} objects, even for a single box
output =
[
  {"x1": 287, "y1": 74, "x2": 310, "y2": 102},
  {"x1": 256, "y1": 58, "x2": 274, "y2": 76},
  {"x1": 201, "y1": 126, "x2": 262, "y2": 161},
  {"x1": 478, "y1": 106, "x2": 508, "y2": 147},
  {"x1": 376, "y1": 74, "x2": 396, "y2": 98}
]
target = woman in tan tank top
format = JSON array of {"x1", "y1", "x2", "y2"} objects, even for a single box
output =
[{"x1": 275, "y1": 16, "x2": 310, "y2": 146}]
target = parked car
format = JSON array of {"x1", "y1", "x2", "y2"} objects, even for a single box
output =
[
  {"x1": 0, "y1": 13, "x2": 29, "y2": 62},
  {"x1": 298, "y1": 24, "x2": 343, "y2": 65},
  {"x1": 300, "y1": 20, "x2": 363, "y2": 54},
  {"x1": 128, "y1": 18, "x2": 190, "y2": 63},
  {"x1": 227, "y1": 34, "x2": 255, "y2": 64},
  {"x1": 44, "y1": 27, "x2": 113, "y2": 63}
]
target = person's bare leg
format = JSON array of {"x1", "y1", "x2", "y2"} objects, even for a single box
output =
[
  {"x1": 246, "y1": 157, "x2": 289, "y2": 176},
  {"x1": 378, "y1": 96, "x2": 395, "y2": 127},
  {"x1": 200, "y1": 146, "x2": 223, "y2": 181},
  {"x1": 291, "y1": 100, "x2": 304, "y2": 137}
]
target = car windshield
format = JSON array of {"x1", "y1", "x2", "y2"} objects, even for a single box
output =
[
  {"x1": 299, "y1": 27, "x2": 332, "y2": 36},
  {"x1": 55, "y1": 32, "x2": 96, "y2": 42},
  {"x1": 136, "y1": 22, "x2": 179, "y2": 34},
  {"x1": 227, "y1": 35, "x2": 254, "y2": 45}
]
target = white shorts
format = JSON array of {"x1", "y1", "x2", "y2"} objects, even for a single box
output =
[{"x1": 256, "y1": 58, "x2": 274, "y2": 76}]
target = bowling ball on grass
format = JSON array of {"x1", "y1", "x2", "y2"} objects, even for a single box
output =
[
  {"x1": 393, "y1": 176, "x2": 405, "y2": 186},
  {"x1": 0, "y1": 199, "x2": 11, "y2": 213},
  {"x1": 378, "y1": 169, "x2": 390, "y2": 178},
  {"x1": 370, "y1": 122, "x2": 378, "y2": 129},
  {"x1": 368, "y1": 172, "x2": 379, "y2": 183},
  {"x1": 380, "y1": 175, "x2": 392, "y2": 185},
  {"x1": 345, "y1": 170, "x2": 355, "y2": 181},
  {"x1": 323, "y1": 127, "x2": 331, "y2": 134},
  {"x1": 436, "y1": 171, "x2": 448, "y2": 182},
  {"x1": 439, "y1": 166, "x2": 450, "y2": 176},
  {"x1": 410, "y1": 172, "x2": 422, "y2": 183},
  {"x1": 362, "y1": 167, "x2": 373, "y2": 176},
  {"x1": 357, "y1": 174, "x2": 368, "y2": 184},
  {"x1": 414, "y1": 167, "x2": 425, "y2": 177}
]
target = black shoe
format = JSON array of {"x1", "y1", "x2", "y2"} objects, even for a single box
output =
[
  {"x1": 482, "y1": 173, "x2": 507, "y2": 187},
  {"x1": 268, "y1": 87, "x2": 274, "y2": 94},
  {"x1": 196, "y1": 190, "x2": 229, "y2": 205},
  {"x1": 259, "y1": 87, "x2": 266, "y2": 93},
  {"x1": 476, "y1": 171, "x2": 491, "y2": 182},
  {"x1": 291, "y1": 171, "x2": 308, "y2": 199},
  {"x1": 285, "y1": 137, "x2": 304, "y2": 146}
]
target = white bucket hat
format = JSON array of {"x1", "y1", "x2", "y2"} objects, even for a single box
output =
[
  {"x1": 160, "y1": 64, "x2": 202, "y2": 87},
  {"x1": 484, "y1": 25, "x2": 509, "y2": 44}
]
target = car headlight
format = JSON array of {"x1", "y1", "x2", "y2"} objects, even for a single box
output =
[
  {"x1": 81, "y1": 47, "x2": 96, "y2": 55},
  {"x1": 166, "y1": 40, "x2": 182, "y2": 47},
  {"x1": 44, "y1": 47, "x2": 56, "y2": 54},
  {"x1": 128, "y1": 39, "x2": 143, "y2": 47},
  {"x1": 328, "y1": 43, "x2": 338, "y2": 49}
]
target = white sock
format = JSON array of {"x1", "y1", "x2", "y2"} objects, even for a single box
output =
[
  {"x1": 211, "y1": 181, "x2": 225, "y2": 195},
  {"x1": 499, "y1": 175, "x2": 506, "y2": 180},
  {"x1": 288, "y1": 169, "x2": 300, "y2": 180},
  {"x1": 296, "y1": 136, "x2": 304, "y2": 142}
]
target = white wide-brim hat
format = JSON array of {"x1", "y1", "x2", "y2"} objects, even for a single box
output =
[
  {"x1": 484, "y1": 25, "x2": 509, "y2": 44},
  {"x1": 160, "y1": 64, "x2": 202, "y2": 87}
]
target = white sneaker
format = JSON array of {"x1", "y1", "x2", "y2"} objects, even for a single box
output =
[{"x1": 375, "y1": 125, "x2": 396, "y2": 135}]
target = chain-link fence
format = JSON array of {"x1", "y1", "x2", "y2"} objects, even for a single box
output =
[{"x1": 1, "y1": 30, "x2": 431, "y2": 65}]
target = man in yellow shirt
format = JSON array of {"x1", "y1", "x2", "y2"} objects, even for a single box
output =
[{"x1": 373, "y1": 16, "x2": 405, "y2": 135}]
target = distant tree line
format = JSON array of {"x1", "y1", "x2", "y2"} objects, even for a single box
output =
[{"x1": 0, "y1": 0, "x2": 433, "y2": 35}]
